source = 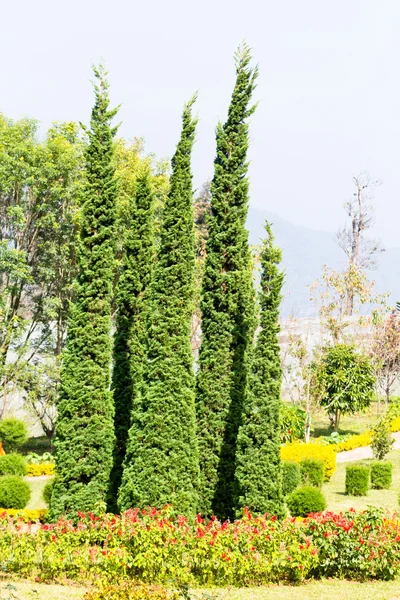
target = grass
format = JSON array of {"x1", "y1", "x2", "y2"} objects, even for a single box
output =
[
  {"x1": 311, "y1": 402, "x2": 381, "y2": 438},
  {"x1": 25, "y1": 477, "x2": 50, "y2": 511},
  {"x1": 323, "y1": 448, "x2": 400, "y2": 513},
  {"x1": 1, "y1": 580, "x2": 400, "y2": 600}
]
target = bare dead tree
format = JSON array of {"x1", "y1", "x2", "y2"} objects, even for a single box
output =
[{"x1": 336, "y1": 172, "x2": 384, "y2": 316}]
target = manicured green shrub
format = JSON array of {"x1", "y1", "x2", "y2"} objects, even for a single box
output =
[
  {"x1": 286, "y1": 485, "x2": 326, "y2": 517},
  {"x1": 0, "y1": 476, "x2": 31, "y2": 509},
  {"x1": 0, "y1": 419, "x2": 28, "y2": 452},
  {"x1": 0, "y1": 454, "x2": 27, "y2": 476},
  {"x1": 371, "y1": 417, "x2": 394, "y2": 460},
  {"x1": 282, "y1": 461, "x2": 301, "y2": 496},
  {"x1": 300, "y1": 458, "x2": 324, "y2": 488},
  {"x1": 370, "y1": 461, "x2": 392, "y2": 490},
  {"x1": 42, "y1": 481, "x2": 54, "y2": 506},
  {"x1": 345, "y1": 464, "x2": 370, "y2": 496}
]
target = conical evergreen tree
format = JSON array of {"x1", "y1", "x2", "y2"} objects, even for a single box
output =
[
  {"x1": 108, "y1": 169, "x2": 155, "y2": 511},
  {"x1": 234, "y1": 222, "x2": 285, "y2": 518},
  {"x1": 49, "y1": 66, "x2": 119, "y2": 520},
  {"x1": 118, "y1": 98, "x2": 199, "y2": 517},
  {"x1": 196, "y1": 44, "x2": 258, "y2": 519}
]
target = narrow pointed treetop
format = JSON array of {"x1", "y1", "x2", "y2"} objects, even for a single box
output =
[
  {"x1": 196, "y1": 44, "x2": 258, "y2": 519},
  {"x1": 118, "y1": 96, "x2": 199, "y2": 517},
  {"x1": 49, "y1": 65, "x2": 119, "y2": 520}
]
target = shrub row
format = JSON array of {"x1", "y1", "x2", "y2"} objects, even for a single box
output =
[
  {"x1": 329, "y1": 416, "x2": 400, "y2": 454},
  {"x1": 345, "y1": 462, "x2": 392, "y2": 496},
  {"x1": 281, "y1": 442, "x2": 336, "y2": 480},
  {"x1": 0, "y1": 507, "x2": 398, "y2": 583},
  {"x1": 0, "y1": 509, "x2": 47, "y2": 522},
  {"x1": 26, "y1": 463, "x2": 55, "y2": 477}
]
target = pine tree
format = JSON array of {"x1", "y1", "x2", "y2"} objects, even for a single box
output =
[
  {"x1": 118, "y1": 98, "x2": 199, "y2": 517},
  {"x1": 49, "y1": 66, "x2": 119, "y2": 519},
  {"x1": 196, "y1": 43, "x2": 258, "y2": 519},
  {"x1": 108, "y1": 169, "x2": 155, "y2": 511},
  {"x1": 234, "y1": 222, "x2": 285, "y2": 518}
]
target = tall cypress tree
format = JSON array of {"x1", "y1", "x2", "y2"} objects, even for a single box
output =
[
  {"x1": 196, "y1": 44, "x2": 258, "y2": 519},
  {"x1": 235, "y1": 222, "x2": 285, "y2": 518},
  {"x1": 118, "y1": 98, "x2": 199, "y2": 517},
  {"x1": 49, "y1": 66, "x2": 119, "y2": 520},
  {"x1": 108, "y1": 169, "x2": 155, "y2": 511}
]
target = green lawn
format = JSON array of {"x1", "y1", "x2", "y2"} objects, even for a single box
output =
[
  {"x1": 311, "y1": 402, "x2": 381, "y2": 438},
  {"x1": 2, "y1": 580, "x2": 400, "y2": 600},
  {"x1": 323, "y1": 448, "x2": 400, "y2": 513},
  {"x1": 25, "y1": 477, "x2": 50, "y2": 511}
]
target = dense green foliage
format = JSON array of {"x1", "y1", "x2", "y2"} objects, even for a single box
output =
[
  {"x1": 282, "y1": 461, "x2": 301, "y2": 496},
  {"x1": 42, "y1": 481, "x2": 54, "y2": 506},
  {"x1": 371, "y1": 416, "x2": 395, "y2": 460},
  {"x1": 108, "y1": 169, "x2": 155, "y2": 510},
  {"x1": 0, "y1": 419, "x2": 28, "y2": 452},
  {"x1": 50, "y1": 66, "x2": 119, "y2": 519},
  {"x1": 286, "y1": 486, "x2": 327, "y2": 517},
  {"x1": 345, "y1": 464, "x2": 370, "y2": 496},
  {"x1": 196, "y1": 43, "x2": 258, "y2": 519},
  {"x1": 118, "y1": 99, "x2": 199, "y2": 516},
  {"x1": 370, "y1": 461, "x2": 392, "y2": 490},
  {"x1": 313, "y1": 344, "x2": 376, "y2": 431},
  {"x1": 234, "y1": 223, "x2": 284, "y2": 517},
  {"x1": 0, "y1": 475, "x2": 31, "y2": 509},
  {"x1": 300, "y1": 459, "x2": 324, "y2": 488},
  {"x1": 280, "y1": 403, "x2": 307, "y2": 443},
  {"x1": 0, "y1": 454, "x2": 27, "y2": 476}
]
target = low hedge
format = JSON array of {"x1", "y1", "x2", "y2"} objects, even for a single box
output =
[
  {"x1": 286, "y1": 486, "x2": 326, "y2": 517},
  {"x1": 300, "y1": 458, "x2": 324, "y2": 488},
  {"x1": 370, "y1": 462, "x2": 392, "y2": 490},
  {"x1": 0, "y1": 507, "x2": 397, "y2": 583},
  {"x1": 0, "y1": 508, "x2": 47, "y2": 522},
  {"x1": 0, "y1": 453, "x2": 27, "y2": 476},
  {"x1": 345, "y1": 464, "x2": 370, "y2": 496},
  {"x1": 0, "y1": 475, "x2": 31, "y2": 509},
  {"x1": 26, "y1": 463, "x2": 55, "y2": 477},
  {"x1": 282, "y1": 461, "x2": 301, "y2": 496},
  {"x1": 84, "y1": 582, "x2": 180, "y2": 600},
  {"x1": 281, "y1": 442, "x2": 336, "y2": 480}
]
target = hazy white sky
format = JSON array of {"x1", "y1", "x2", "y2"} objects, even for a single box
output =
[{"x1": 1, "y1": 0, "x2": 400, "y2": 245}]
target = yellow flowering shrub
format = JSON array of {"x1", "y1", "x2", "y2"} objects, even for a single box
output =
[
  {"x1": 280, "y1": 441, "x2": 336, "y2": 481},
  {"x1": 390, "y1": 416, "x2": 400, "y2": 432},
  {"x1": 27, "y1": 463, "x2": 55, "y2": 476},
  {"x1": 0, "y1": 508, "x2": 48, "y2": 522},
  {"x1": 332, "y1": 431, "x2": 373, "y2": 453}
]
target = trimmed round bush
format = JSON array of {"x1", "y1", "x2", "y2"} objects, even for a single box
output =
[
  {"x1": 42, "y1": 480, "x2": 53, "y2": 506},
  {"x1": 0, "y1": 454, "x2": 27, "y2": 476},
  {"x1": 286, "y1": 485, "x2": 327, "y2": 517},
  {"x1": 282, "y1": 461, "x2": 301, "y2": 496},
  {"x1": 0, "y1": 419, "x2": 28, "y2": 452},
  {"x1": 370, "y1": 461, "x2": 392, "y2": 490},
  {"x1": 345, "y1": 464, "x2": 370, "y2": 496},
  {"x1": 300, "y1": 458, "x2": 324, "y2": 488},
  {"x1": 0, "y1": 475, "x2": 31, "y2": 509}
]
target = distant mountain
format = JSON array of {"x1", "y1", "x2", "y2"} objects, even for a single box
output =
[{"x1": 247, "y1": 207, "x2": 400, "y2": 317}]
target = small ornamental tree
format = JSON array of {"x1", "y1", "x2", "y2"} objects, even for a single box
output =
[
  {"x1": 234, "y1": 223, "x2": 284, "y2": 518},
  {"x1": 196, "y1": 43, "x2": 258, "y2": 519},
  {"x1": 108, "y1": 169, "x2": 155, "y2": 510},
  {"x1": 118, "y1": 98, "x2": 199, "y2": 517},
  {"x1": 312, "y1": 344, "x2": 376, "y2": 431},
  {"x1": 49, "y1": 65, "x2": 119, "y2": 519}
]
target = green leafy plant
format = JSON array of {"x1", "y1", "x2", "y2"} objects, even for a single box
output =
[
  {"x1": 371, "y1": 417, "x2": 394, "y2": 460},
  {"x1": 0, "y1": 475, "x2": 31, "y2": 509},
  {"x1": 280, "y1": 403, "x2": 307, "y2": 443},
  {"x1": 282, "y1": 461, "x2": 301, "y2": 496},
  {"x1": 0, "y1": 419, "x2": 28, "y2": 452},
  {"x1": 0, "y1": 454, "x2": 27, "y2": 476},
  {"x1": 312, "y1": 344, "x2": 376, "y2": 431},
  {"x1": 25, "y1": 452, "x2": 52, "y2": 465},
  {"x1": 370, "y1": 462, "x2": 392, "y2": 490},
  {"x1": 345, "y1": 464, "x2": 370, "y2": 496},
  {"x1": 286, "y1": 486, "x2": 326, "y2": 517},
  {"x1": 42, "y1": 481, "x2": 54, "y2": 506},
  {"x1": 300, "y1": 458, "x2": 324, "y2": 488}
]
